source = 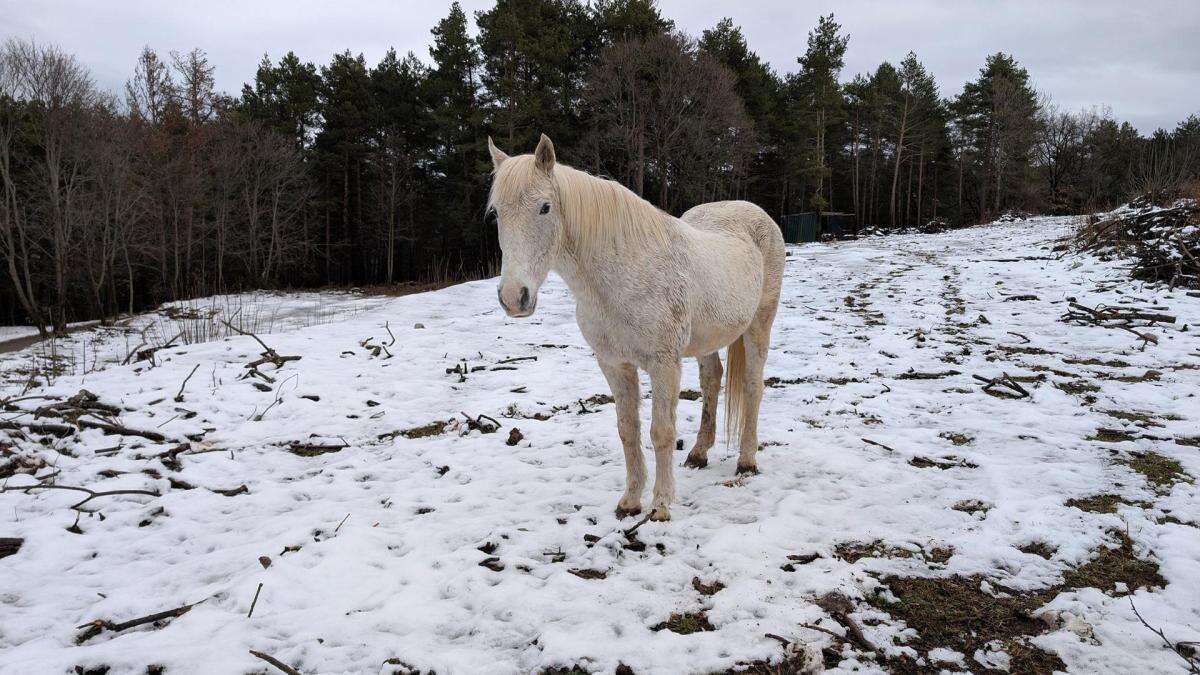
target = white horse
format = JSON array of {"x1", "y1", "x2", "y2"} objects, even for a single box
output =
[{"x1": 487, "y1": 134, "x2": 784, "y2": 521}]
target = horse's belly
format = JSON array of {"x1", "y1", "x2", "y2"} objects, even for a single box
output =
[{"x1": 683, "y1": 278, "x2": 762, "y2": 357}]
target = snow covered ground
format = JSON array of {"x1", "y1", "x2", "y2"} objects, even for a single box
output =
[{"x1": 1, "y1": 217, "x2": 1198, "y2": 674}]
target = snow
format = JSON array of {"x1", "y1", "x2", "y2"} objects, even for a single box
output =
[{"x1": 1, "y1": 217, "x2": 1198, "y2": 674}]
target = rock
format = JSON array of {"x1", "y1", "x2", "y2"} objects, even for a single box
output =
[{"x1": 413, "y1": 323, "x2": 425, "y2": 329}]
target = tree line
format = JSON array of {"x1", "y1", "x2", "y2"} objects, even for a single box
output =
[{"x1": 2, "y1": 0, "x2": 1197, "y2": 332}]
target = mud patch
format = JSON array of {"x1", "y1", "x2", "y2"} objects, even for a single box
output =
[
  {"x1": 1059, "y1": 531, "x2": 1165, "y2": 596},
  {"x1": 1088, "y1": 428, "x2": 1139, "y2": 443},
  {"x1": 869, "y1": 575, "x2": 1065, "y2": 674},
  {"x1": 651, "y1": 611, "x2": 714, "y2": 635},
  {"x1": 1122, "y1": 451, "x2": 1192, "y2": 492},
  {"x1": 691, "y1": 576, "x2": 725, "y2": 596},
  {"x1": 1065, "y1": 493, "x2": 1144, "y2": 513}
]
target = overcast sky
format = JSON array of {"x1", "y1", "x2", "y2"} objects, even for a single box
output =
[{"x1": 5, "y1": 0, "x2": 1198, "y2": 133}]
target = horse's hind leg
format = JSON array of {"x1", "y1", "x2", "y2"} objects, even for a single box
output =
[
  {"x1": 684, "y1": 352, "x2": 722, "y2": 469},
  {"x1": 736, "y1": 312, "x2": 775, "y2": 474}
]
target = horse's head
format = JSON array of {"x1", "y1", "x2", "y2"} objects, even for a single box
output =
[{"x1": 486, "y1": 134, "x2": 560, "y2": 318}]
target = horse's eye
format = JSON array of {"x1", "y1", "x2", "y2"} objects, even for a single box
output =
[
  {"x1": 539, "y1": 202, "x2": 550, "y2": 215},
  {"x1": 485, "y1": 207, "x2": 498, "y2": 227}
]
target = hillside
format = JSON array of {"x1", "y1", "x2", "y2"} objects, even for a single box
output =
[{"x1": 1, "y1": 217, "x2": 1198, "y2": 674}]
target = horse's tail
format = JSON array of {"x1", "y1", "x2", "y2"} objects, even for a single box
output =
[{"x1": 724, "y1": 334, "x2": 746, "y2": 449}]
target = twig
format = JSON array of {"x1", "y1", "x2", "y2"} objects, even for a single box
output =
[
  {"x1": 175, "y1": 364, "x2": 201, "y2": 403},
  {"x1": 497, "y1": 356, "x2": 537, "y2": 365},
  {"x1": 247, "y1": 582, "x2": 264, "y2": 619},
  {"x1": 2, "y1": 480, "x2": 159, "y2": 511},
  {"x1": 334, "y1": 513, "x2": 350, "y2": 533},
  {"x1": 622, "y1": 510, "x2": 655, "y2": 538},
  {"x1": 862, "y1": 438, "x2": 897, "y2": 453},
  {"x1": 249, "y1": 649, "x2": 303, "y2": 675},
  {"x1": 383, "y1": 321, "x2": 397, "y2": 347},
  {"x1": 798, "y1": 621, "x2": 849, "y2": 641},
  {"x1": 973, "y1": 372, "x2": 1030, "y2": 399},
  {"x1": 1130, "y1": 597, "x2": 1200, "y2": 673},
  {"x1": 76, "y1": 600, "x2": 199, "y2": 643}
]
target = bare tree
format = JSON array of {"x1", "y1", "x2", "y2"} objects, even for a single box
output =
[{"x1": 585, "y1": 32, "x2": 751, "y2": 211}]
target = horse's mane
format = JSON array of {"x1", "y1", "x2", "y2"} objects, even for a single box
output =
[{"x1": 490, "y1": 155, "x2": 671, "y2": 252}]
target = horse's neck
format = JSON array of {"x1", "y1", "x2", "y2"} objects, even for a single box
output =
[{"x1": 551, "y1": 216, "x2": 681, "y2": 307}]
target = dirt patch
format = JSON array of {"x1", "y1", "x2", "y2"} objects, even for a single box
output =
[
  {"x1": 869, "y1": 524, "x2": 1162, "y2": 675},
  {"x1": 1088, "y1": 428, "x2": 1139, "y2": 443},
  {"x1": 952, "y1": 499, "x2": 991, "y2": 516},
  {"x1": 583, "y1": 393, "x2": 613, "y2": 406},
  {"x1": 1019, "y1": 542, "x2": 1056, "y2": 559},
  {"x1": 1106, "y1": 369, "x2": 1162, "y2": 383},
  {"x1": 1060, "y1": 531, "x2": 1165, "y2": 596},
  {"x1": 1065, "y1": 493, "x2": 1145, "y2": 513},
  {"x1": 1100, "y1": 409, "x2": 1178, "y2": 428},
  {"x1": 568, "y1": 568, "x2": 608, "y2": 580},
  {"x1": 394, "y1": 420, "x2": 453, "y2": 440},
  {"x1": 691, "y1": 576, "x2": 725, "y2": 596},
  {"x1": 1055, "y1": 379, "x2": 1101, "y2": 395},
  {"x1": 835, "y1": 540, "x2": 917, "y2": 563},
  {"x1": 895, "y1": 370, "x2": 961, "y2": 380},
  {"x1": 869, "y1": 574, "x2": 1065, "y2": 674},
  {"x1": 1123, "y1": 451, "x2": 1192, "y2": 492},
  {"x1": 1063, "y1": 357, "x2": 1132, "y2": 367},
  {"x1": 651, "y1": 611, "x2": 714, "y2": 634},
  {"x1": 679, "y1": 389, "x2": 701, "y2": 401},
  {"x1": 998, "y1": 345, "x2": 1054, "y2": 356},
  {"x1": 938, "y1": 432, "x2": 974, "y2": 446},
  {"x1": 909, "y1": 456, "x2": 977, "y2": 470}
]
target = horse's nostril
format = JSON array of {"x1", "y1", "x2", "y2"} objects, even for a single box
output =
[{"x1": 519, "y1": 287, "x2": 530, "y2": 310}]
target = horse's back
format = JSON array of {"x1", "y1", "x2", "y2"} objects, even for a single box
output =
[{"x1": 681, "y1": 200, "x2": 783, "y2": 256}]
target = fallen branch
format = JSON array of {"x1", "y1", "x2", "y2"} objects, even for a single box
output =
[
  {"x1": 174, "y1": 364, "x2": 201, "y2": 403},
  {"x1": 497, "y1": 356, "x2": 537, "y2": 365},
  {"x1": 249, "y1": 649, "x2": 303, "y2": 675},
  {"x1": 460, "y1": 412, "x2": 501, "y2": 434},
  {"x1": 76, "y1": 600, "x2": 199, "y2": 644},
  {"x1": 973, "y1": 372, "x2": 1030, "y2": 399},
  {"x1": 221, "y1": 319, "x2": 301, "y2": 373},
  {"x1": 814, "y1": 592, "x2": 880, "y2": 656},
  {"x1": 2, "y1": 480, "x2": 159, "y2": 511},
  {"x1": 0, "y1": 419, "x2": 74, "y2": 437}
]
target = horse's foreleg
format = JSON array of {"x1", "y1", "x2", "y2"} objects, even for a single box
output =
[
  {"x1": 598, "y1": 359, "x2": 645, "y2": 518},
  {"x1": 647, "y1": 359, "x2": 682, "y2": 521},
  {"x1": 684, "y1": 352, "x2": 722, "y2": 469}
]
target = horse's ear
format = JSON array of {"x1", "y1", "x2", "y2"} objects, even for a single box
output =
[
  {"x1": 534, "y1": 133, "x2": 556, "y2": 173},
  {"x1": 487, "y1": 136, "x2": 508, "y2": 170}
]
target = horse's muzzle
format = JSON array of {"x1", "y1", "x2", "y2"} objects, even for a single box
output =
[{"x1": 498, "y1": 283, "x2": 536, "y2": 317}]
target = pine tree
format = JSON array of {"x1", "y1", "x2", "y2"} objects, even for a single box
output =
[
  {"x1": 475, "y1": 0, "x2": 587, "y2": 151},
  {"x1": 370, "y1": 49, "x2": 432, "y2": 281},
  {"x1": 240, "y1": 52, "x2": 320, "y2": 150},
  {"x1": 316, "y1": 51, "x2": 374, "y2": 280},
  {"x1": 954, "y1": 52, "x2": 1039, "y2": 220},
  {"x1": 427, "y1": 2, "x2": 489, "y2": 268},
  {"x1": 795, "y1": 13, "x2": 849, "y2": 211}
]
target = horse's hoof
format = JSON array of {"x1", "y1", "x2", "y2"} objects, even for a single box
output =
[
  {"x1": 614, "y1": 505, "x2": 641, "y2": 520},
  {"x1": 649, "y1": 506, "x2": 671, "y2": 522},
  {"x1": 683, "y1": 455, "x2": 707, "y2": 469},
  {"x1": 735, "y1": 463, "x2": 759, "y2": 476}
]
